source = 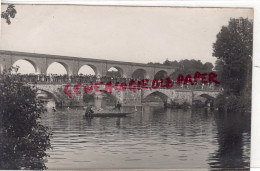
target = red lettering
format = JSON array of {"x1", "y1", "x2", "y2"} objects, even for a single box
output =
[
  {"x1": 114, "y1": 82, "x2": 121, "y2": 90},
  {"x1": 208, "y1": 72, "x2": 220, "y2": 84},
  {"x1": 141, "y1": 79, "x2": 149, "y2": 90},
  {"x1": 94, "y1": 82, "x2": 103, "y2": 92},
  {"x1": 84, "y1": 82, "x2": 93, "y2": 94},
  {"x1": 159, "y1": 79, "x2": 166, "y2": 88},
  {"x1": 177, "y1": 74, "x2": 184, "y2": 86},
  {"x1": 184, "y1": 74, "x2": 193, "y2": 85},
  {"x1": 74, "y1": 83, "x2": 82, "y2": 94},
  {"x1": 120, "y1": 82, "x2": 127, "y2": 91},
  {"x1": 129, "y1": 80, "x2": 136, "y2": 93},
  {"x1": 63, "y1": 72, "x2": 219, "y2": 97},
  {"x1": 104, "y1": 81, "x2": 114, "y2": 94},
  {"x1": 201, "y1": 73, "x2": 208, "y2": 84},
  {"x1": 64, "y1": 84, "x2": 72, "y2": 98},
  {"x1": 152, "y1": 79, "x2": 159, "y2": 89},
  {"x1": 165, "y1": 77, "x2": 174, "y2": 89},
  {"x1": 194, "y1": 72, "x2": 201, "y2": 84}
]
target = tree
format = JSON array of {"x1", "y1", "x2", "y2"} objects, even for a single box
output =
[
  {"x1": 213, "y1": 18, "x2": 253, "y2": 112},
  {"x1": 163, "y1": 59, "x2": 171, "y2": 66},
  {"x1": 0, "y1": 67, "x2": 52, "y2": 169},
  {"x1": 213, "y1": 18, "x2": 253, "y2": 96},
  {"x1": 214, "y1": 59, "x2": 224, "y2": 81},
  {"x1": 1, "y1": 4, "x2": 17, "y2": 24},
  {"x1": 1, "y1": 7, "x2": 51, "y2": 169},
  {"x1": 149, "y1": 59, "x2": 214, "y2": 79},
  {"x1": 148, "y1": 62, "x2": 161, "y2": 65},
  {"x1": 171, "y1": 60, "x2": 179, "y2": 68},
  {"x1": 203, "y1": 62, "x2": 214, "y2": 72},
  {"x1": 214, "y1": 59, "x2": 224, "y2": 73}
]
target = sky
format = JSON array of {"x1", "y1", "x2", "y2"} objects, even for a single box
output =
[{"x1": 0, "y1": 5, "x2": 253, "y2": 74}]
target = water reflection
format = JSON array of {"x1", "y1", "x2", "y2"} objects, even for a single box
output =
[
  {"x1": 209, "y1": 112, "x2": 251, "y2": 169},
  {"x1": 41, "y1": 101, "x2": 250, "y2": 169}
]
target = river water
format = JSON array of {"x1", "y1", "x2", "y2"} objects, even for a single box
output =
[{"x1": 41, "y1": 100, "x2": 251, "y2": 170}]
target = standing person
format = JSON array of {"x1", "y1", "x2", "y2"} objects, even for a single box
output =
[
  {"x1": 52, "y1": 107, "x2": 57, "y2": 112},
  {"x1": 115, "y1": 101, "x2": 122, "y2": 112}
]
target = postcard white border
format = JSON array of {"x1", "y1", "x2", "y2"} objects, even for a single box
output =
[{"x1": 1, "y1": 0, "x2": 260, "y2": 170}]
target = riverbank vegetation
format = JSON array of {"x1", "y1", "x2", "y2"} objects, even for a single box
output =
[
  {"x1": 148, "y1": 58, "x2": 214, "y2": 79},
  {"x1": 213, "y1": 18, "x2": 253, "y2": 112},
  {"x1": 0, "y1": 67, "x2": 52, "y2": 169},
  {"x1": 1, "y1": 6, "x2": 52, "y2": 169}
]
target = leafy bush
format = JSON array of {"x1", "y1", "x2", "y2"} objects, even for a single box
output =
[
  {"x1": 0, "y1": 67, "x2": 52, "y2": 169},
  {"x1": 215, "y1": 93, "x2": 251, "y2": 112}
]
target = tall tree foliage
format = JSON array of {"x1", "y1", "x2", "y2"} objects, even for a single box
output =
[
  {"x1": 0, "y1": 67, "x2": 52, "y2": 169},
  {"x1": 213, "y1": 18, "x2": 253, "y2": 96},
  {"x1": 214, "y1": 59, "x2": 225, "y2": 81}
]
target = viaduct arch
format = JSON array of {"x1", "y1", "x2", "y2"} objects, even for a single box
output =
[{"x1": 0, "y1": 50, "x2": 176, "y2": 79}]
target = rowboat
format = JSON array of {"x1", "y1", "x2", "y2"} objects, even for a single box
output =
[
  {"x1": 84, "y1": 105, "x2": 138, "y2": 118},
  {"x1": 84, "y1": 109, "x2": 137, "y2": 118},
  {"x1": 90, "y1": 112, "x2": 133, "y2": 117}
]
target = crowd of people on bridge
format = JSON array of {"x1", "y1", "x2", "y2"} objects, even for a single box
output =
[
  {"x1": 8, "y1": 73, "x2": 221, "y2": 91},
  {"x1": 10, "y1": 74, "x2": 130, "y2": 84}
]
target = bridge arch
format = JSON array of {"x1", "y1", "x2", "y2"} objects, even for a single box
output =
[
  {"x1": 132, "y1": 68, "x2": 147, "y2": 80},
  {"x1": 143, "y1": 91, "x2": 170, "y2": 105},
  {"x1": 12, "y1": 59, "x2": 40, "y2": 74},
  {"x1": 101, "y1": 90, "x2": 118, "y2": 104},
  {"x1": 47, "y1": 61, "x2": 71, "y2": 75},
  {"x1": 83, "y1": 93, "x2": 95, "y2": 104},
  {"x1": 200, "y1": 94, "x2": 215, "y2": 102},
  {"x1": 199, "y1": 94, "x2": 215, "y2": 100},
  {"x1": 154, "y1": 70, "x2": 168, "y2": 80},
  {"x1": 36, "y1": 89, "x2": 59, "y2": 102},
  {"x1": 199, "y1": 94, "x2": 216, "y2": 108},
  {"x1": 78, "y1": 64, "x2": 96, "y2": 75},
  {"x1": 83, "y1": 90, "x2": 118, "y2": 107},
  {"x1": 107, "y1": 66, "x2": 124, "y2": 77}
]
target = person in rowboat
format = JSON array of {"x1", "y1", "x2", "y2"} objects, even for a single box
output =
[{"x1": 85, "y1": 105, "x2": 94, "y2": 118}]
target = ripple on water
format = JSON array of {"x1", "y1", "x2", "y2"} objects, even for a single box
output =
[{"x1": 41, "y1": 106, "x2": 251, "y2": 169}]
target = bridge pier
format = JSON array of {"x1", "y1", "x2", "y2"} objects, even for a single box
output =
[{"x1": 94, "y1": 92, "x2": 106, "y2": 109}]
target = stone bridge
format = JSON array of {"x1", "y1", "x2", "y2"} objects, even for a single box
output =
[
  {"x1": 33, "y1": 83, "x2": 221, "y2": 108},
  {"x1": 3, "y1": 50, "x2": 221, "y2": 107},
  {"x1": 0, "y1": 50, "x2": 176, "y2": 79}
]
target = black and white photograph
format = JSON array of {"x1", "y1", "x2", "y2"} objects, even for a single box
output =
[{"x1": 0, "y1": 3, "x2": 254, "y2": 170}]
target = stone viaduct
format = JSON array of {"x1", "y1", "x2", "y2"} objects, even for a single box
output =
[
  {"x1": 0, "y1": 50, "x2": 221, "y2": 108},
  {"x1": 0, "y1": 50, "x2": 176, "y2": 79}
]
